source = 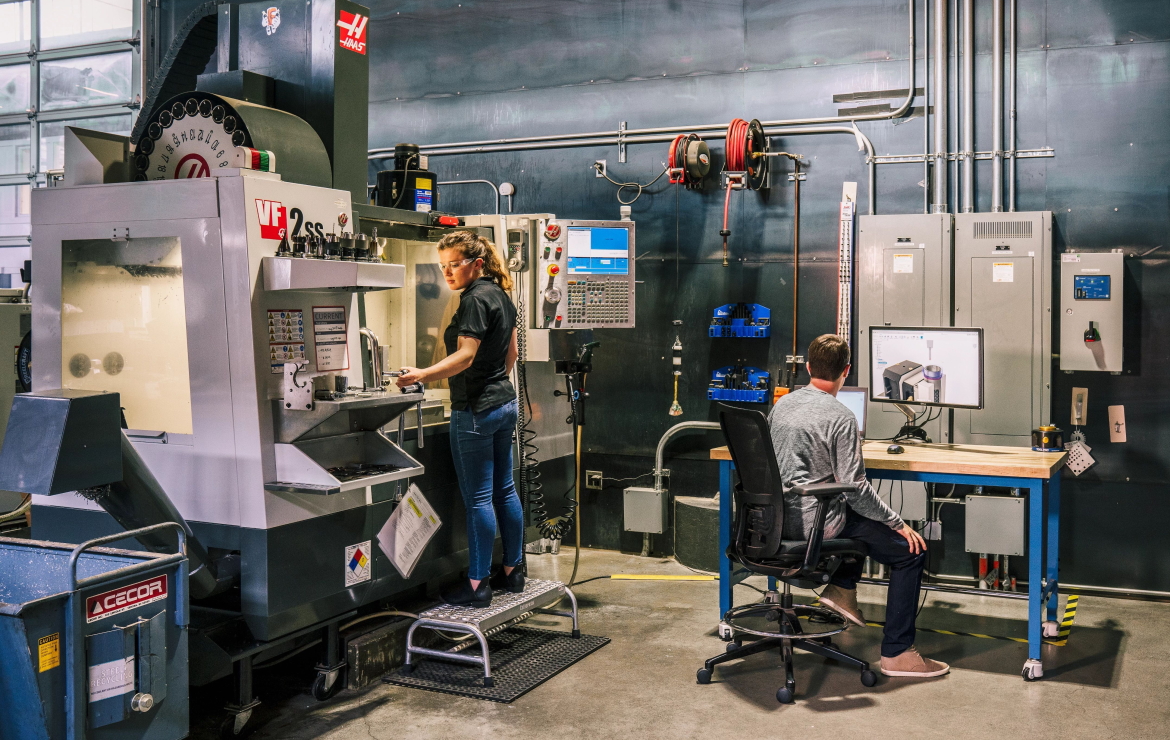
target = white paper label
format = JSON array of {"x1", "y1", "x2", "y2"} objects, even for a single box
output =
[
  {"x1": 377, "y1": 484, "x2": 443, "y2": 580},
  {"x1": 1061, "y1": 254, "x2": 1081, "y2": 262},
  {"x1": 993, "y1": 262, "x2": 1014, "y2": 282},
  {"x1": 344, "y1": 541, "x2": 372, "y2": 586},
  {"x1": 313, "y1": 305, "x2": 349, "y2": 371},
  {"x1": 89, "y1": 657, "x2": 134, "y2": 703},
  {"x1": 892, "y1": 254, "x2": 914, "y2": 274},
  {"x1": 1108, "y1": 405, "x2": 1127, "y2": 443}
]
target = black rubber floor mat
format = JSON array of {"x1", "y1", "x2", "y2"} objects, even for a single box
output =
[{"x1": 383, "y1": 627, "x2": 609, "y2": 703}]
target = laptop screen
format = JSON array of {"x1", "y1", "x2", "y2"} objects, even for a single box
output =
[{"x1": 835, "y1": 387, "x2": 868, "y2": 436}]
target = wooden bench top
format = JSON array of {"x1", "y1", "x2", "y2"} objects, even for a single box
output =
[{"x1": 710, "y1": 441, "x2": 1066, "y2": 480}]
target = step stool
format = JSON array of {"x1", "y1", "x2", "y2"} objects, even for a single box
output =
[{"x1": 403, "y1": 578, "x2": 579, "y2": 686}]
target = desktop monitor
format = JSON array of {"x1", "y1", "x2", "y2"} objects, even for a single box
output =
[{"x1": 869, "y1": 327, "x2": 984, "y2": 409}]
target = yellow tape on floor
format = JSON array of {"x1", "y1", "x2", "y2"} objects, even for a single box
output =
[{"x1": 609, "y1": 574, "x2": 716, "y2": 581}]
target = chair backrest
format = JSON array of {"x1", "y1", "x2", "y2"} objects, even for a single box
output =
[{"x1": 719, "y1": 408, "x2": 786, "y2": 560}]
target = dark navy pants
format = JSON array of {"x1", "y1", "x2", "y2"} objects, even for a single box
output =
[{"x1": 830, "y1": 506, "x2": 927, "y2": 658}]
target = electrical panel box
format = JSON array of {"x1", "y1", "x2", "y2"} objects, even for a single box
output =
[
  {"x1": 624, "y1": 486, "x2": 666, "y2": 534},
  {"x1": 952, "y1": 212, "x2": 1052, "y2": 446},
  {"x1": 877, "y1": 480, "x2": 929, "y2": 522},
  {"x1": 1060, "y1": 252, "x2": 1124, "y2": 372},
  {"x1": 533, "y1": 219, "x2": 635, "y2": 329},
  {"x1": 856, "y1": 214, "x2": 953, "y2": 442},
  {"x1": 964, "y1": 494, "x2": 1025, "y2": 557}
]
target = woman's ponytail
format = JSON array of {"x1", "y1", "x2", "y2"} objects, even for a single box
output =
[{"x1": 435, "y1": 231, "x2": 514, "y2": 291}]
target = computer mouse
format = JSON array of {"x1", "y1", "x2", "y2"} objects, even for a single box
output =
[{"x1": 887, "y1": 444, "x2": 905, "y2": 454}]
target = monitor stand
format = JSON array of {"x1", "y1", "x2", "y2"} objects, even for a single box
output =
[{"x1": 893, "y1": 403, "x2": 932, "y2": 443}]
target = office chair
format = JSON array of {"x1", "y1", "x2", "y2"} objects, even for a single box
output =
[{"x1": 696, "y1": 408, "x2": 877, "y2": 704}]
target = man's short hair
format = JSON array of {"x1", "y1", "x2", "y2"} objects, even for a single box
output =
[{"x1": 807, "y1": 334, "x2": 850, "y2": 380}]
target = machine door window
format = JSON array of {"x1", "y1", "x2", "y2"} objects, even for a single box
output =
[{"x1": 60, "y1": 237, "x2": 193, "y2": 434}]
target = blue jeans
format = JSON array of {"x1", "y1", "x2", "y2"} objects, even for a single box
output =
[
  {"x1": 830, "y1": 507, "x2": 927, "y2": 657},
  {"x1": 449, "y1": 399, "x2": 524, "y2": 581}
]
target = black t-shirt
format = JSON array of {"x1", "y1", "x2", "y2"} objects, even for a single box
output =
[{"x1": 445, "y1": 277, "x2": 517, "y2": 412}]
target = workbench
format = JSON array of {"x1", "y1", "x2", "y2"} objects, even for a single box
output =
[{"x1": 711, "y1": 440, "x2": 1067, "y2": 680}]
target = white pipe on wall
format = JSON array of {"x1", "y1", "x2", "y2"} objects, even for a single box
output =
[
  {"x1": 931, "y1": 0, "x2": 948, "y2": 213},
  {"x1": 992, "y1": 0, "x2": 1005, "y2": 212}
]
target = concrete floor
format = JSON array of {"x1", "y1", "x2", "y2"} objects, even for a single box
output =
[{"x1": 192, "y1": 548, "x2": 1170, "y2": 740}]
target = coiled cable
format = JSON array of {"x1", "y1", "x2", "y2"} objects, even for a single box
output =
[{"x1": 514, "y1": 295, "x2": 543, "y2": 542}]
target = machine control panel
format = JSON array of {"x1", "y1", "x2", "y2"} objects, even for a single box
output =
[
  {"x1": 534, "y1": 219, "x2": 635, "y2": 329},
  {"x1": 1060, "y1": 251, "x2": 1124, "y2": 372}
]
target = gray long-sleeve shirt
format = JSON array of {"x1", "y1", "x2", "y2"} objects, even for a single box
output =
[{"x1": 766, "y1": 386, "x2": 904, "y2": 540}]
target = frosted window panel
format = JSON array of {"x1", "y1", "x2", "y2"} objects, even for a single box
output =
[
  {"x1": 0, "y1": 185, "x2": 31, "y2": 239},
  {"x1": 0, "y1": 124, "x2": 32, "y2": 175},
  {"x1": 40, "y1": 114, "x2": 130, "y2": 171},
  {"x1": 61, "y1": 237, "x2": 194, "y2": 434},
  {"x1": 0, "y1": 2, "x2": 32, "y2": 54},
  {"x1": 40, "y1": 0, "x2": 133, "y2": 49},
  {"x1": 0, "y1": 64, "x2": 31, "y2": 116},
  {"x1": 40, "y1": 52, "x2": 132, "y2": 111}
]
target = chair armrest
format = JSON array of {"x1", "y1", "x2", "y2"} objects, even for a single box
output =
[{"x1": 792, "y1": 482, "x2": 857, "y2": 498}]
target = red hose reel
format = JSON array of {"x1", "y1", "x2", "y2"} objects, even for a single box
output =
[
  {"x1": 668, "y1": 133, "x2": 711, "y2": 188},
  {"x1": 719, "y1": 118, "x2": 770, "y2": 265}
]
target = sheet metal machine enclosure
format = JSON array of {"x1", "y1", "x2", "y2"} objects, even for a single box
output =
[{"x1": 27, "y1": 170, "x2": 438, "y2": 644}]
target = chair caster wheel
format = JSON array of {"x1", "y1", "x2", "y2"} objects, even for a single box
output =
[
  {"x1": 696, "y1": 668, "x2": 712, "y2": 685},
  {"x1": 725, "y1": 641, "x2": 741, "y2": 653},
  {"x1": 776, "y1": 687, "x2": 794, "y2": 704},
  {"x1": 861, "y1": 669, "x2": 877, "y2": 687}
]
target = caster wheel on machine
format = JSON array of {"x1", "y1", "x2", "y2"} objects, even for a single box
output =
[
  {"x1": 311, "y1": 672, "x2": 342, "y2": 702},
  {"x1": 696, "y1": 668, "x2": 712, "y2": 685},
  {"x1": 861, "y1": 669, "x2": 878, "y2": 687},
  {"x1": 775, "y1": 687, "x2": 794, "y2": 704},
  {"x1": 1021, "y1": 659, "x2": 1044, "y2": 681},
  {"x1": 1042, "y1": 621, "x2": 1059, "y2": 638}
]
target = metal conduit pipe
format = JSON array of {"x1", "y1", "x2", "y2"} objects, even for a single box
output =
[
  {"x1": 991, "y1": 0, "x2": 1005, "y2": 212},
  {"x1": 377, "y1": 125, "x2": 878, "y2": 215},
  {"x1": 653, "y1": 421, "x2": 721, "y2": 492},
  {"x1": 931, "y1": 0, "x2": 948, "y2": 213},
  {"x1": 1008, "y1": 0, "x2": 1018, "y2": 212},
  {"x1": 961, "y1": 0, "x2": 974, "y2": 213},
  {"x1": 368, "y1": 0, "x2": 916, "y2": 158},
  {"x1": 437, "y1": 179, "x2": 501, "y2": 214}
]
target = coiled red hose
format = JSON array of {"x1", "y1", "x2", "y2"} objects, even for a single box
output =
[{"x1": 725, "y1": 118, "x2": 749, "y2": 172}]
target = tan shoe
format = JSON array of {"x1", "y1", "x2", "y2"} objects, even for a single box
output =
[
  {"x1": 880, "y1": 646, "x2": 949, "y2": 677},
  {"x1": 817, "y1": 585, "x2": 866, "y2": 627}
]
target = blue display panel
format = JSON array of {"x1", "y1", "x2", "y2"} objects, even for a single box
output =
[
  {"x1": 1073, "y1": 274, "x2": 1111, "y2": 300},
  {"x1": 567, "y1": 226, "x2": 630, "y2": 275}
]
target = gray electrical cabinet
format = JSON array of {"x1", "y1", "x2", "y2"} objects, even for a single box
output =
[
  {"x1": 1060, "y1": 251, "x2": 1124, "y2": 373},
  {"x1": 952, "y1": 212, "x2": 1053, "y2": 446},
  {"x1": 856, "y1": 214, "x2": 953, "y2": 442},
  {"x1": 965, "y1": 494, "x2": 1026, "y2": 556}
]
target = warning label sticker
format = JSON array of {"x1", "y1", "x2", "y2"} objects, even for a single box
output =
[
  {"x1": 269, "y1": 309, "x2": 306, "y2": 373},
  {"x1": 892, "y1": 254, "x2": 914, "y2": 274},
  {"x1": 345, "y1": 541, "x2": 372, "y2": 587},
  {"x1": 993, "y1": 262, "x2": 1015, "y2": 283},
  {"x1": 38, "y1": 633, "x2": 60, "y2": 672},
  {"x1": 85, "y1": 575, "x2": 168, "y2": 623}
]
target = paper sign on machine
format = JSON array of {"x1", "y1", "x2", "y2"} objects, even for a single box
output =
[{"x1": 377, "y1": 484, "x2": 442, "y2": 579}]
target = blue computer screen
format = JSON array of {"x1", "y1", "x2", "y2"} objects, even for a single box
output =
[{"x1": 567, "y1": 227, "x2": 630, "y2": 275}]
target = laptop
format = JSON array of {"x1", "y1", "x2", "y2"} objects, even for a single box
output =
[{"x1": 796, "y1": 385, "x2": 868, "y2": 436}]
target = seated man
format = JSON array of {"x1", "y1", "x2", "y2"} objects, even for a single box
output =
[{"x1": 767, "y1": 333, "x2": 948, "y2": 678}]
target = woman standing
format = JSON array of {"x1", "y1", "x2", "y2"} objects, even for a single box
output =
[{"x1": 396, "y1": 231, "x2": 524, "y2": 607}]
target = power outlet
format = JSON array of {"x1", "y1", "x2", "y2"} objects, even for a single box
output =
[
  {"x1": 585, "y1": 471, "x2": 603, "y2": 490},
  {"x1": 594, "y1": 160, "x2": 606, "y2": 178}
]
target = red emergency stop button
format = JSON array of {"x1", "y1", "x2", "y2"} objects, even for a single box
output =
[
  {"x1": 547, "y1": 264, "x2": 560, "y2": 276},
  {"x1": 545, "y1": 223, "x2": 562, "y2": 240}
]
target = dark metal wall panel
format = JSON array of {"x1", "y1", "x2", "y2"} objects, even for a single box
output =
[{"x1": 367, "y1": 0, "x2": 745, "y2": 104}]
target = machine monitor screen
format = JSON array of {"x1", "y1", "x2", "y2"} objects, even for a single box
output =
[
  {"x1": 869, "y1": 327, "x2": 984, "y2": 409},
  {"x1": 567, "y1": 226, "x2": 630, "y2": 275}
]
